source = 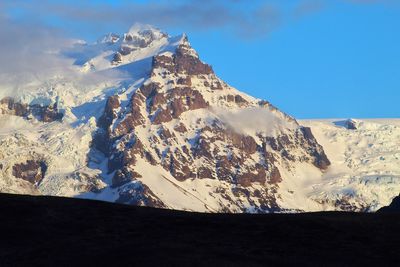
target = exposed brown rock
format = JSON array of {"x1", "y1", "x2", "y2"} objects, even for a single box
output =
[
  {"x1": 152, "y1": 55, "x2": 175, "y2": 74},
  {"x1": 12, "y1": 160, "x2": 47, "y2": 185},
  {"x1": 197, "y1": 167, "x2": 213, "y2": 179},
  {"x1": 0, "y1": 97, "x2": 63, "y2": 122},
  {"x1": 98, "y1": 95, "x2": 120, "y2": 129},
  {"x1": 116, "y1": 182, "x2": 167, "y2": 208},
  {"x1": 226, "y1": 95, "x2": 235, "y2": 102},
  {"x1": 300, "y1": 127, "x2": 331, "y2": 170},
  {"x1": 174, "y1": 45, "x2": 213, "y2": 75},
  {"x1": 169, "y1": 87, "x2": 208, "y2": 110},
  {"x1": 177, "y1": 76, "x2": 192, "y2": 86},
  {"x1": 111, "y1": 93, "x2": 146, "y2": 137},
  {"x1": 193, "y1": 136, "x2": 212, "y2": 159},
  {"x1": 140, "y1": 82, "x2": 160, "y2": 98},
  {"x1": 153, "y1": 108, "x2": 173, "y2": 124},
  {"x1": 150, "y1": 92, "x2": 167, "y2": 112},
  {"x1": 158, "y1": 126, "x2": 174, "y2": 141},
  {"x1": 145, "y1": 151, "x2": 157, "y2": 165},
  {"x1": 269, "y1": 167, "x2": 282, "y2": 184},
  {"x1": 0, "y1": 97, "x2": 29, "y2": 117},
  {"x1": 229, "y1": 132, "x2": 257, "y2": 154},
  {"x1": 41, "y1": 108, "x2": 64, "y2": 122},
  {"x1": 234, "y1": 95, "x2": 247, "y2": 104},
  {"x1": 174, "y1": 123, "x2": 187, "y2": 133},
  {"x1": 152, "y1": 88, "x2": 208, "y2": 125},
  {"x1": 236, "y1": 165, "x2": 267, "y2": 187},
  {"x1": 112, "y1": 170, "x2": 139, "y2": 188},
  {"x1": 170, "y1": 98, "x2": 186, "y2": 118},
  {"x1": 216, "y1": 156, "x2": 233, "y2": 183},
  {"x1": 152, "y1": 38, "x2": 213, "y2": 76},
  {"x1": 211, "y1": 81, "x2": 223, "y2": 90}
]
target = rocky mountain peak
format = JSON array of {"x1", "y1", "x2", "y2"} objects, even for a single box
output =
[
  {"x1": 152, "y1": 40, "x2": 212, "y2": 77},
  {"x1": 93, "y1": 29, "x2": 331, "y2": 212},
  {"x1": 175, "y1": 33, "x2": 199, "y2": 58},
  {"x1": 0, "y1": 25, "x2": 346, "y2": 214}
]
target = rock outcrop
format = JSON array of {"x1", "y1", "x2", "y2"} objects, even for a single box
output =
[
  {"x1": 12, "y1": 160, "x2": 47, "y2": 186},
  {"x1": 0, "y1": 97, "x2": 63, "y2": 122}
]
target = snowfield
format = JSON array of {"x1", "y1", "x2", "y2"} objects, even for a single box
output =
[
  {"x1": 301, "y1": 119, "x2": 400, "y2": 211},
  {"x1": 1, "y1": 113, "x2": 398, "y2": 212}
]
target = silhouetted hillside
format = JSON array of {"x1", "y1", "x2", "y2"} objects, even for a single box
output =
[
  {"x1": 378, "y1": 195, "x2": 400, "y2": 213},
  {"x1": 0, "y1": 193, "x2": 399, "y2": 266}
]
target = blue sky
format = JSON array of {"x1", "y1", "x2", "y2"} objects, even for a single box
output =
[
  {"x1": 1, "y1": 0, "x2": 399, "y2": 118},
  {"x1": 191, "y1": 2, "x2": 400, "y2": 118}
]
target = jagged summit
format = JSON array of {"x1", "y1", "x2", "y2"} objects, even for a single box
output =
[{"x1": 76, "y1": 24, "x2": 194, "y2": 73}]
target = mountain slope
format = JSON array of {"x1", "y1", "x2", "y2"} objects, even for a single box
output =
[
  {"x1": 302, "y1": 119, "x2": 400, "y2": 211},
  {"x1": 89, "y1": 32, "x2": 330, "y2": 212},
  {"x1": 0, "y1": 25, "x2": 398, "y2": 212}
]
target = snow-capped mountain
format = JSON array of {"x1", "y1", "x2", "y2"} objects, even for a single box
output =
[{"x1": 0, "y1": 25, "x2": 398, "y2": 212}]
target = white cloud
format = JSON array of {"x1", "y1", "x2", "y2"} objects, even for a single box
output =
[
  {"x1": 215, "y1": 107, "x2": 298, "y2": 137},
  {"x1": 0, "y1": 16, "x2": 128, "y2": 99}
]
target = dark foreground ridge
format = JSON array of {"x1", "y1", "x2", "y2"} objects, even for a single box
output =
[
  {"x1": 378, "y1": 195, "x2": 400, "y2": 213},
  {"x1": 0, "y1": 193, "x2": 399, "y2": 266}
]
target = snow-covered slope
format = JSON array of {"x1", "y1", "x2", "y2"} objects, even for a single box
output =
[
  {"x1": 0, "y1": 24, "x2": 398, "y2": 213},
  {"x1": 301, "y1": 119, "x2": 400, "y2": 211}
]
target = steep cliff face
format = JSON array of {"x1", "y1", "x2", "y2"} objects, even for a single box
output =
[{"x1": 92, "y1": 33, "x2": 330, "y2": 212}]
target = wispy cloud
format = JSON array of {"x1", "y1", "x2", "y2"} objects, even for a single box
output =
[
  {"x1": 2, "y1": 0, "x2": 283, "y2": 39},
  {"x1": 0, "y1": 0, "x2": 284, "y2": 97},
  {"x1": 0, "y1": 14, "x2": 127, "y2": 98},
  {"x1": 216, "y1": 106, "x2": 297, "y2": 136},
  {"x1": 1, "y1": 0, "x2": 396, "y2": 40},
  {"x1": 0, "y1": 16, "x2": 70, "y2": 94},
  {"x1": 0, "y1": 0, "x2": 396, "y2": 97}
]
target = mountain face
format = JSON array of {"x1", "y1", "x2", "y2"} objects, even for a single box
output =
[
  {"x1": 92, "y1": 34, "x2": 330, "y2": 212},
  {"x1": 0, "y1": 25, "x2": 398, "y2": 212}
]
